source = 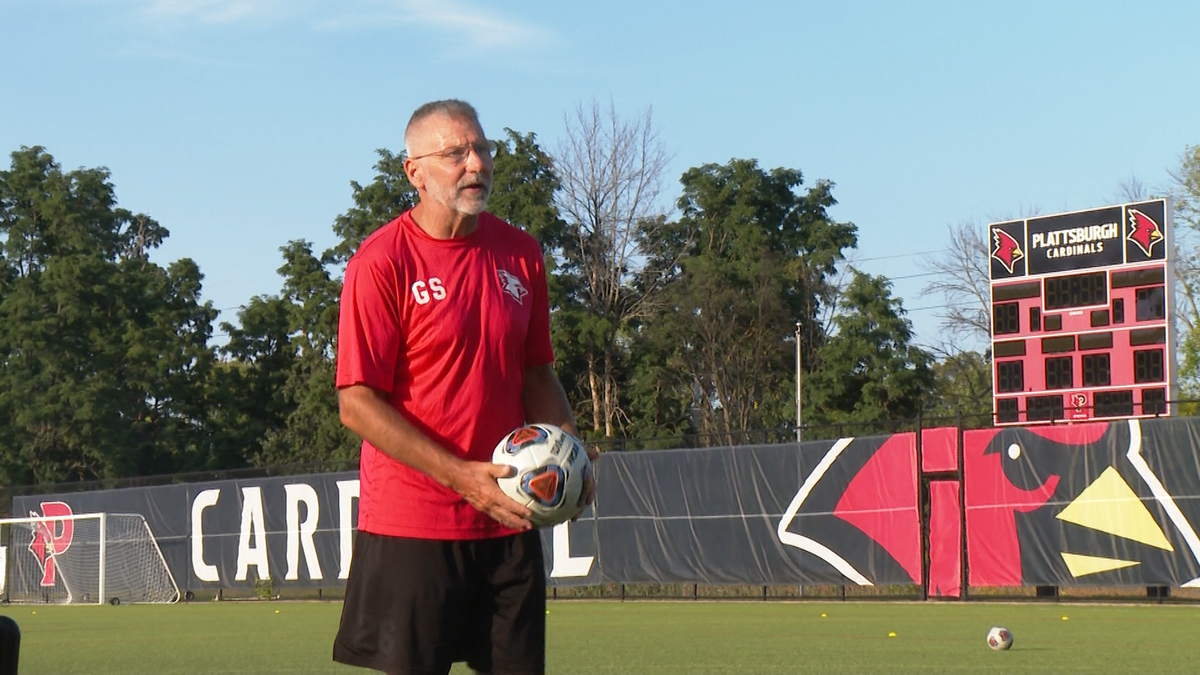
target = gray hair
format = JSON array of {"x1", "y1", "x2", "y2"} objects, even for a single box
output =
[{"x1": 404, "y1": 99, "x2": 483, "y2": 154}]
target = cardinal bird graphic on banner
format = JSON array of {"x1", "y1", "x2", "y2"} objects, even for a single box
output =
[
  {"x1": 776, "y1": 434, "x2": 922, "y2": 586},
  {"x1": 964, "y1": 420, "x2": 1200, "y2": 587}
]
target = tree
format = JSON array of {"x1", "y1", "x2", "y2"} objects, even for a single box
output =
[
  {"x1": 1168, "y1": 145, "x2": 1200, "y2": 230},
  {"x1": 238, "y1": 147, "x2": 419, "y2": 466},
  {"x1": 489, "y1": 129, "x2": 568, "y2": 248},
  {"x1": 0, "y1": 147, "x2": 218, "y2": 483},
  {"x1": 251, "y1": 241, "x2": 356, "y2": 466},
  {"x1": 921, "y1": 203, "x2": 1048, "y2": 354},
  {"x1": 487, "y1": 130, "x2": 604, "y2": 422},
  {"x1": 327, "y1": 149, "x2": 418, "y2": 266},
  {"x1": 922, "y1": 350, "x2": 994, "y2": 426},
  {"x1": 806, "y1": 270, "x2": 935, "y2": 433},
  {"x1": 208, "y1": 295, "x2": 296, "y2": 469},
  {"x1": 919, "y1": 210, "x2": 1048, "y2": 427},
  {"x1": 554, "y1": 101, "x2": 672, "y2": 438},
  {"x1": 921, "y1": 222, "x2": 992, "y2": 353},
  {"x1": 1167, "y1": 145, "x2": 1200, "y2": 410},
  {"x1": 637, "y1": 159, "x2": 858, "y2": 443}
]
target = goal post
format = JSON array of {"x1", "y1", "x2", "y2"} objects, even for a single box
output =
[{"x1": 0, "y1": 512, "x2": 180, "y2": 605}]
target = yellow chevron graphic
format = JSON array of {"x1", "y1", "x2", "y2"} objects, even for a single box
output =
[
  {"x1": 1055, "y1": 467, "x2": 1173, "y2": 551},
  {"x1": 1061, "y1": 552, "x2": 1140, "y2": 577}
]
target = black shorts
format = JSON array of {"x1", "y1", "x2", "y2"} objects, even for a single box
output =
[{"x1": 333, "y1": 530, "x2": 546, "y2": 675}]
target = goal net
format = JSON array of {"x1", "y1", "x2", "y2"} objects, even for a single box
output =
[{"x1": 0, "y1": 512, "x2": 180, "y2": 605}]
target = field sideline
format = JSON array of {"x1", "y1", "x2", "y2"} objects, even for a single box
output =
[{"x1": 4, "y1": 599, "x2": 1197, "y2": 673}]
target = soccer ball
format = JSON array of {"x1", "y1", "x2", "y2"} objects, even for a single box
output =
[
  {"x1": 986, "y1": 625, "x2": 1013, "y2": 651},
  {"x1": 492, "y1": 424, "x2": 594, "y2": 528}
]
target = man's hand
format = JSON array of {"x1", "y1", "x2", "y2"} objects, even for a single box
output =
[{"x1": 448, "y1": 460, "x2": 534, "y2": 531}]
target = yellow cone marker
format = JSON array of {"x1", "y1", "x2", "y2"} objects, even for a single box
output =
[
  {"x1": 888, "y1": 631, "x2": 897, "y2": 637},
  {"x1": 820, "y1": 613, "x2": 827, "y2": 618},
  {"x1": 1062, "y1": 616, "x2": 1069, "y2": 621}
]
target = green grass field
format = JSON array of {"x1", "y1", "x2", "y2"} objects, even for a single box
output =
[{"x1": 6, "y1": 599, "x2": 1198, "y2": 674}]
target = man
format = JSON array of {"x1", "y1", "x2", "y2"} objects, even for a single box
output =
[{"x1": 332, "y1": 99, "x2": 579, "y2": 675}]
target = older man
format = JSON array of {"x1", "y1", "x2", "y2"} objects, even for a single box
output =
[{"x1": 332, "y1": 99, "x2": 577, "y2": 675}]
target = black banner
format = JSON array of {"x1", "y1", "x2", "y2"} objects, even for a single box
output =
[
  {"x1": 20, "y1": 414, "x2": 1200, "y2": 594},
  {"x1": 13, "y1": 474, "x2": 361, "y2": 592},
  {"x1": 596, "y1": 439, "x2": 920, "y2": 586},
  {"x1": 11, "y1": 435, "x2": 927, "y2": 592}
]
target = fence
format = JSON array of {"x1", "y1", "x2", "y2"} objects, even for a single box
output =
[{"x1": 6, "y1": 411, "x2": 1200, "y2": 604}]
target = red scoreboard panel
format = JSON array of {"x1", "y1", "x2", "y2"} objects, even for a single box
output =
[{"x1": 989, "y1": 199, "x2": 1174, "y2": 425}]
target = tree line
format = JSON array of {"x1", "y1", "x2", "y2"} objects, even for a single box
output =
[{"x1": 3, "y1": 104, "x2": 1195, "y2": 486}]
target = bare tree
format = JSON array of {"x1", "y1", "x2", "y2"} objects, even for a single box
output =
[
  {"x1": 921, "y1": 204, "x2": 1046, "y2": 356},
  {"x1": 554, "y1": 100, "x2": 672, "y2": 437},
  {"x1": 1114, "y1": 174, "x2": 1149, "y2": 203},
  {"x1": 920, "y1": 222, "x2": 992, "y2": 355}
]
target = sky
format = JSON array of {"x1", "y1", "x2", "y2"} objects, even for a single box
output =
[{"x1": 2, "y1": 0, "x2": 1198, "y2": 351}]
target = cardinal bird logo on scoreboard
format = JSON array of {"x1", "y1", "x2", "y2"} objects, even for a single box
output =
[
  {"x1": 991, "y1": 228, "x2": 1024, "y2": 274},
  {"x1": 1127, "y1": 209, "x2": 1164, "y2": 258}
]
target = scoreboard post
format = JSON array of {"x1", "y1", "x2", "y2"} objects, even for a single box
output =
[{"x1": 988, "y1": 199, "x2": 1175, "y2": 425}]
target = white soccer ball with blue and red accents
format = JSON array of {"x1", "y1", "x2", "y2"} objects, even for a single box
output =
[
  {"x1": 986, "y1": 625, "x2": 1013, "y2": 651},
  {"x1": 492, "y1": 423, "x2": 593, "y2": 528}
]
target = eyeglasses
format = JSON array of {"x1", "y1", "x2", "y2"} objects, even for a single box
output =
[{"x1": 408, "y1": 140, "x2": 498, "y2": 165}]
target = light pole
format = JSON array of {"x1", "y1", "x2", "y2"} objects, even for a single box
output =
[{"x1": 795, "y1": 322, "x2": 803, "y2": 443}]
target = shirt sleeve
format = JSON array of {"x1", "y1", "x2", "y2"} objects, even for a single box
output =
[
  {"x1": 336, "y1": 253, "x2": 402, "y2": 392},
  {"x1": 524, "y1": 246, "x2": 555, "y2": 368}
]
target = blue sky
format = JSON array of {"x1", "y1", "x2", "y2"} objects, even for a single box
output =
[{"x1": 2, "y1": 0, "x2": 1197, "y2": 350}]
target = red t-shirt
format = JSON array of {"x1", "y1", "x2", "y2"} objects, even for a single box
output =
[{"x1": 335, "y1": 210, "x2": 555, "y2": 539}]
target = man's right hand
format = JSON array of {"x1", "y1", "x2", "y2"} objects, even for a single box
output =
[{"x1": 449, "y1": 460, "x2": 534, "y2": 531}]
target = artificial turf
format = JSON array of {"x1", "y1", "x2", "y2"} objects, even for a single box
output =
[{"x1": 7, "y1": 599, "x2": 1198, "y2": 673}]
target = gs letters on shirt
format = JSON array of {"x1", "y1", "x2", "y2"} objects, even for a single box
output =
[{"x1": 409, "y1": 277, "x2": 446, "y2": 305}]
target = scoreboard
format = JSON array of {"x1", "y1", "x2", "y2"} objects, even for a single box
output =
[{"x1": 989, "y1": 199, "x2": 1174, "y2": 425}]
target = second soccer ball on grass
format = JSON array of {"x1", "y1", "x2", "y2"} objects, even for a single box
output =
[{"x1": 986, "y1": 626, "x2": 1013, "y2": 651}]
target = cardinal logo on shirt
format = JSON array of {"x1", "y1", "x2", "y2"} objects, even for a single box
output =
[{"x1": 497, "y1": 269, "x2": 528, "y2": 305}]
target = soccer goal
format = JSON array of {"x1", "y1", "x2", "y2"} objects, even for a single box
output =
[{"x1": 0, "y1": 512, "x2": 180, "y2": 605}]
